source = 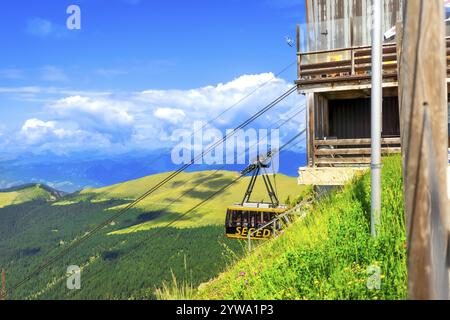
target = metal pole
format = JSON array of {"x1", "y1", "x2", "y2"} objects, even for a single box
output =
[{"x1": 371, "y1": 0, "x2": 383, "y2": 237}]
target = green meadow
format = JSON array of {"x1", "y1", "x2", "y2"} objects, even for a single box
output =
[
  {"x1": 0, "y1": 184, "x2": 57, "y2": 209},
  {"x1": 194, "y1": 156, "x2": 407, "y2": 300},
  {"x1": 0, "y1": 171, "x2": 305, "y2": 299},
  {"x1": 0, "y1": 158, "x2": 407, "y2": 300}
]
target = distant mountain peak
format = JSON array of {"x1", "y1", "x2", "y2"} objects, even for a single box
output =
[{"x1": 0, "y1": 183, "x2": 65, "y2": 200}]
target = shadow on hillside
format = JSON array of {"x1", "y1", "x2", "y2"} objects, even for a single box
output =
[
  {"x1": 169, "y1": 173, "x2": 226, "y2": 189},
  {"x1": 102, "y1": 250, "x2": 121, "y2": 261},
  {"x1": 165, "y1": 197, "x2": 182, "y2": 203},
  {"x1": 182, "y1": 177, "x2": 235, "y2": 200},
  {"x1": 170, "y1": 181, "x2": 185, "y2": 188},
  {"x1": 119, "y1": 208, "x2": 175, "y2": 230},
  {"x1": 203, "y1": 177, "x2": 236, "y2": 190},
  {"x1": 190, "y1": 173, "x2": 225, "y2": 186},
  {"x1": 19, "y1": 247, "x2": 41, "y2": 257}
]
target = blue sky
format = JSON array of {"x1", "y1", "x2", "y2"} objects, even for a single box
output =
[{"x1": 0, "y1": 0, "x2": 306, "y2": 159}]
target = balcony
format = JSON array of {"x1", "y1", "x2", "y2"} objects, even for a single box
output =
[
  {"x1": 312, "y1": 137, "x2": 401, "y2": 167},
  {"x1": 296, "y1": 37, "x2": 450, "y2": 92},
  {"x1": 296, "y1": 42, "x2": 399, "y2": 91}
]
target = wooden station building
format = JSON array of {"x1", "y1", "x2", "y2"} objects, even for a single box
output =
[{"x1": 297, "y1": 0, "x2": 405, "y2": 185}]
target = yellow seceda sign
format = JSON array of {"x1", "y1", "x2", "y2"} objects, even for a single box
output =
[{"x1": 235, "y1": 227, "x2": 272, "y2": 239}]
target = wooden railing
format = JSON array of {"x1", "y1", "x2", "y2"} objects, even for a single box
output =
[
  {"x1": 313, "y1": 137, "x2": 401, "y2": 166},
  {"x1": 296, "y1": 37, "x2": 450, "y2": 87},
  {"x1": 297, "y1": 43, "x2": 398, "y2": 85}
]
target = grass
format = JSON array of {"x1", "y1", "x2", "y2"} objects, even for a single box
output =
[
  {"x1": 155, "y1": 272, "x2": 196, "y2": 300},
  {"x1": 0, "y1": 163, "x2": 406, "y2": 300},
  {"x1": 77, "y1": 170, "x2": 305, "y2": 232},
  {"x1": 0, "y1": 170, "x2": 304, "y2": 300},
  {"x1": 154, "y1": 257, "x2": 196, "y2": 300},
  {"x1": 192, "y1": 156, "x2": 407, "y2": 300},
  {"x1": 0, "y1": 185, "x2": 55, "y2": 208}
]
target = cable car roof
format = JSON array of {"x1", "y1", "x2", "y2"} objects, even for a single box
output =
[{"x1": 227, "y1": 204, "x2": 287, "y2": 213}]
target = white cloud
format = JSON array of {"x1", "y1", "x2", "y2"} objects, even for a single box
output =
[
  {"x1": 1, "y1": 73, "x2": 305, "y2": 156},
  {"x1": 137, "y1": 72, "x2": 296, "y2": 130},
  {"x1": 20, "y1": 119, "x2": 83, "y2": 144},
  {"x1": 139, "y1": 73, "x2": 285, "y2": 111},
  {"x1": 51, "y1": 96, "x2": 134, "y2": 126},
  {"x1": 20, "y1": 119, "x2": 60, "y2": 144},
  {"x1": 216, "y1": 73, "x2": 275, "y2": 91},
  {"x1": 154, "y1": 108, "x2": 186, "y2": 124},
  {"x1": 48, "y1": 95, "x2": 137, "y2": 143},
  {"x1": 19, "y1": 118, "x2": 113, "y2": 153}
]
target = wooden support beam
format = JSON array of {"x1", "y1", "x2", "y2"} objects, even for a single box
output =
[
  {"x1": 296, "y1": 73, "x2": 398, "y2": 87},
  {"x1": 399, "y1": 0, "x2": 450, "y2": 300},
  {"x1": 350, "y1": 17, "x2": 355, "y2": 76},
  {"x1": 315, "y1": 147, "x2": 401, "y2": 156},
  {"x1": 314, "y1": 137, "x2": 401, "y2": 147},
  {"x1": 307, "y1": 93, "x2": 315, "y2": 167},
  {"x1": 300, "y1": 66, "x2": 352, "y2": 77},
  {"x1": 354, "y1": 45, "x2": 397, "y2": 57},
  {"x1": 324, "y1": 97, "x2": 329, "y2": 137},
  {"x1": 354, "y1": 53, "x2": 398, "y2": 65},
  {"x1": 301, "y1": 60, "x2": 352, "y2": 71},
  {"x1": 396, "y1": 21, "x2": 404, "y2": 152},
  {"x1": 355, "y1": 63, "x2": 398, "y2": 73},
  {"x1": 314, "y1": 157, "x2": 372, "y2": 165}
]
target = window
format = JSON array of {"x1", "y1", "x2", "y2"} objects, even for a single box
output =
[{"x1": 242, "y1": 211, "x2": 249, "y2": 227}]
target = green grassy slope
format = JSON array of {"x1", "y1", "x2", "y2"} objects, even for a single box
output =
[
  {"x1": 79, "y1": 170, "x2": 304, "y2": 231},
  {"x1": 0, "y1": 170, "x2": 305, "y2": 299},
  {"x1": 195, "y1": 156, "x2": 407, "y2": 300},
  {"x1": 0, "y1": 184, "x2": 60, "y2": 208}
]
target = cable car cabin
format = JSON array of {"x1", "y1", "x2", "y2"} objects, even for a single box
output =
[
  {"x1": 225, "y1": 204, "x2": 287, "y2": 240},
  {"x1": 225, "y1": 150, "x2": 288, "y2": 241}
]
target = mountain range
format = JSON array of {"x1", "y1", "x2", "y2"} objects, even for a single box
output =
[{"x1": 0, "y1": 150, "x2": 307, "y2": 193}]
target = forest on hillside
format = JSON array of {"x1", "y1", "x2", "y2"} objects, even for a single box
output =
[{"x1": 0, "y1": 170, "x2": 306, "y2": 300}]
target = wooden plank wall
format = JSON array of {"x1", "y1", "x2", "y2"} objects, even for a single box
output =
[{"x1": 398, "y1": 0, "x2": 450, "y2": 300}]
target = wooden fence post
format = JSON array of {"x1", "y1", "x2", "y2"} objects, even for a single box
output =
[
  {"x1": 398, "y1": 0, "x2": 450, "y2": 300},
  {"x1": 307, "y1": 93, "x2": 315, "y2": 167}
]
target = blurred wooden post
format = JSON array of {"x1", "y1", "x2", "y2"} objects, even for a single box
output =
[
  {"x1": 399, "y1": 0, "x2": 450, "y2": 300},
  {"x1": 1, "y1": 269, "x2": 5, "y2": 300},
  {"x1": 396, "y1": 21, "x2": 403, "y2": 147},
  {"x1": 350, "y1": 17, "x2": 355, "y2": 75},
  {"x1": 307, "y1": 93, "x2": 315, "y2": 167},
  {"x1": 396, "y1": 21, "x2": 407, "y2": 190}
]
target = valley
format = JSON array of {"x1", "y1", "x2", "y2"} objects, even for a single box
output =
[{"x1": 0, "y1": 170, "x2": 305, "y2": 299}]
